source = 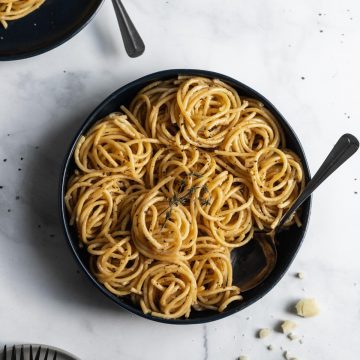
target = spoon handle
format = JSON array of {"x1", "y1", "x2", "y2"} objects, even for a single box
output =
[
  {"x1": 278, "y1": 133, "x2": 359, "y2": 228},
  {"x1": 111, "y1": 0, "x2": 145, "y2": 57}
]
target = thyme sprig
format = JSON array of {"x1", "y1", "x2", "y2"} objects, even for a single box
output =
[{"x1": 160, "y1": 173, "x2": 212, "y2": 230}]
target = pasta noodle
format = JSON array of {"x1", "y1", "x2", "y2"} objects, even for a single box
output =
[
  {"x1": 65, "y1": 76, "x2": 305, "y2": 319},
  {"x1": 0, "y1": 0, "x2": 45, "y2": 29}
]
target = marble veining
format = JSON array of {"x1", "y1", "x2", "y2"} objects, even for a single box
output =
[{"x1": 0, "y1": 0, "x2": 359, "y2": 359}]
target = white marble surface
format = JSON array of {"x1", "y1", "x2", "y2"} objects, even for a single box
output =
[{"x1": 0, "y1": 0, "x2": 360, "y2": 359}]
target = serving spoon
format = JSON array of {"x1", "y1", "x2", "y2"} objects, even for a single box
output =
[
  {"x1": 232, "y1": 133, "x2": 359, "y2": 291},
  {"x1": 111, "y1": 0, "x2": 145, "y2": 57}
]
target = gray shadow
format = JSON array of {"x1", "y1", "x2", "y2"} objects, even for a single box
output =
[
  {"x1": 20, "y1": 78, "x2": 134, "y2": 320},
  {"x1": 92, "y1": 19, "x2": 123, "y2": 59}
]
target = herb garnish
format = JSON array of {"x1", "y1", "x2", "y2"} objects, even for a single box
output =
[{"x1": 160, "y1": 173, "x2": 212, "y2": 229}]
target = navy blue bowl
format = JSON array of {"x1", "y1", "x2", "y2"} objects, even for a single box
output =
[
  {"x1": 59, "y1": 69, "x2": 311, "y2": 324},
  {"x1": 0, "y1": 0, "x2": 103, "y2": 61}
]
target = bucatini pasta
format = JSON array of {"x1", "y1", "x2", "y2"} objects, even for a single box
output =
[{"x1": 65, "y1": 76, "x2": 304, "y2": 319}]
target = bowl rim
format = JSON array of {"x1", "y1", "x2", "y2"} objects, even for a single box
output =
[{"x1": 59, "y1": 69, "x2": 312, "y2": 325}]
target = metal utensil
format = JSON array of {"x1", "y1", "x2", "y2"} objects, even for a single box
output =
[
  {"x1": 111, "y1": 0, "x2": 145, "y2": 57},
  {"x1": 232, "y1": 133, "x2": 359, "y2": 291},
  {"x1": 2, "y1": 345, "x2": 57, "y2": 360}
]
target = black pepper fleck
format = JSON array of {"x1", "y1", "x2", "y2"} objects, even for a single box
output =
[
  {"x1": 38, "y1": 224, "x2": 41, "y2": 228},
  {"x1": 20, "y1": 157, "x2": 24, "y2": 160},
  {"x1": 320, "y1": 29, "x2": 323, "y2": 33},
  {"x1": 15, "y1": 196, "x2": 20, "y2": 200},
  {"x1": 355, "y1": 191, "x2": 358, "y2": 194},
  {"x1": 301, "y1": 76, "x2": 305, "y2": 80},
  {"x1": 0, "y1": 186, "x2": 3, "y2": 189},
  {"x1": 18, "y1": 168, "x2": 21, "y2": 171},
  {"x1": 49, "y1": 234, "x2": 55, "y2": 238},
  {"x1": 7, "y1": 209, "x2": 11, "y2": 212},
  {"x1": 3, "y1": 159, "x2": 7, "y2": 162}
]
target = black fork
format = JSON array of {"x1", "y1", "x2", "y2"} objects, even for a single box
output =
[{"x1": 2, "y1": 346, "x2": 57, "y2": 360}]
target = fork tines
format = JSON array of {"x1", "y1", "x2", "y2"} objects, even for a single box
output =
[{"x1": 2, "y1": 346, "x2": 58, "y2": 360}]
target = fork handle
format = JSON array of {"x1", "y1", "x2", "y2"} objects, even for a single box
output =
[
  {"x1": 111, "y1": 0, "x2": 145, "y2": 57},
  {"x1": 278, "y1": 133, "x2": 359, "y2": 228}
]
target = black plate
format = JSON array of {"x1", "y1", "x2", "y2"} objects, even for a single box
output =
[
  {"x1": 60, "y1": 69, "x2": 312, "y2": 324},
  {"x1": 1, "y1": 345, "x2": 80, "y2": 360},
  {"x1": 0, "y1": 0, "x2": 103, "y2": 61}
]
